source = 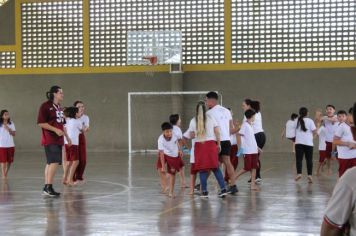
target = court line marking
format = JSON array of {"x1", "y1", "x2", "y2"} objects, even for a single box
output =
[
  {"x1": 157, "y1": 167, "x2": 275, "y2": 216},
  {"x1": 0, "y1": 178, "x2": 130, "y2": 209}
]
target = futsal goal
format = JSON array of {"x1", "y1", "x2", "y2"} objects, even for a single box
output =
[{"x1": 128, "y1": 91, "x2": 222, "y2": 153}]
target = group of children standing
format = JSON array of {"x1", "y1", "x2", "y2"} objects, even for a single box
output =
[
  {"x1": 157, "y1": 91, "x2": 266, "y2": 198},
  {"x1": 284, "y1": 104, "x2": 356, "y2": 182},
  {"x1": 0, "y1": 86, "x2": 90, "y2": 198}
]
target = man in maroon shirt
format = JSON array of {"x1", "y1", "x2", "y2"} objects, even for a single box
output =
[{"x1": 37, "y1": 86, "x2": 70, "y2": 197}]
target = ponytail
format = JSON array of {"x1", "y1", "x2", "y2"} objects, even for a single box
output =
[
  {"x1": 46, "y1": 85, "x2": 61, "y2": 101},
  {"x1": 297, "y1": 107, "x2": 308, "y2": 132},
  {"x1": 196, "y1": 101, "x2": 206, "y2": 139}
]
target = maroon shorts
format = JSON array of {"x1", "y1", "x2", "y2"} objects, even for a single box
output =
[
  {"x1": 190, "y1": 163, "x2": 198, "y2": 175},
  {"x1": 319, "y1": 150, "x2": 327, "y2": 163},
  {"x1": 65, "y1": 145, "x2": 79, "y2": 162},
  {"x1": 325, "y1": 141, "x2": 333, "y2": 159},
  {"x1": 165, "y1": 155, "x2": 184, "y2": 175},
  {"x1": 288, "y1": 137, "x2": 296, "y2": 142},
  {"x1": 194, "y1": 140, "x2": 219, "y2": 171},
  {"x1": 338, "y1": 158, "x2": 356, "y2": 177},
  {"x1": 0, "y1": 147, "x2": 14, "y2": 163},
  {"x1": 156, "y1": 155, "x2": 165, "y2": 170},
  {"x1": 243, "y1": 154, "x2": 258, "y2": 171}
]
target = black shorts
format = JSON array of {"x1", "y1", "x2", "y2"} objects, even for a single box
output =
[
  {"x1": 44, "y1": 145, "x2": 62, "y2": 165},
  {"x1": 255, "y1": 132, "x2": 266, "y2": 149},
  {"x1": 219, "y1": 141, "x2": 231, "y2": 156}
]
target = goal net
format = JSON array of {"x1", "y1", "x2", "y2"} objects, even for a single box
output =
[{"x1": 128, "y1": 91, "x2": 222, "y2": 153}]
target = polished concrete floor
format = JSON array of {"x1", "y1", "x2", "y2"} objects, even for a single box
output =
[{"x1": 0, "y1": 151, "x2": 338, "y2": 236}]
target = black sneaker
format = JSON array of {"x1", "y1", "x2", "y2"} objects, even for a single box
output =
[
  {"x1": 200, "y1": 191, "x2": 209, "y2": 198},
  {"x1": 218, "y1": 189, "x2": 227, "y2": 198},
  {"x1": 43, "y1": 186, "x2": 60, "y2": 197},
  {"x1": 227, "y1": 185, "x2": 238, "y2": 194},
  {"x1": 194, "y1": 184, "x2": 201, "y2": 191}
]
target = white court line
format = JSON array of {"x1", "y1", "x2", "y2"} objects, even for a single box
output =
[{"x1": 0, "y1": 178, "x2": 130, "y2": 209}]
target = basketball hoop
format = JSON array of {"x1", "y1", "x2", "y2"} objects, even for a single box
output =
[{"x1": 142, "y1": 55, "x2": 158, "y2": 77}]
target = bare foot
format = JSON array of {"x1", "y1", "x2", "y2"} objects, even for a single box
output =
[
  {"x1": 168, "y1": 193, "x2": 175, "y2": 198},
  {"x1": 160, "y1": 187, "x2": 169, "y2": 194},
  {"x1": 295, "y1": 174, "x2": 302, "y2": 181},
  {"x1": 251, "y1": 185, "x2": 260, "y2": 191},
  {"x1": 307, "y1": 176, "x2": 313, "y2": 183}
]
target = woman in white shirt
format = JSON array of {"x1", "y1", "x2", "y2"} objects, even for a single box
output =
[
  {"x1": 189, "y1": 101, "x2": 227, "y2": 198},
  {"x1": 295, "y1": 107, "x2": 317, "y2": 183}
]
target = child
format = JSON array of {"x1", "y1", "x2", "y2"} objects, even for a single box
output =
[
  {"x1": 225, "y1": 108, "x2": 239, "y2": 185},
  {"x1": 157, "y1": 122, "x2": 183, "y2": 198},
  {"x1": 73, "y1": 100, "x2": 89, "y2": 184},
  {"x1": 316, "y1": 120, "x2": 326, "y2": 176},
  {"x1": 282, "y1": 113, "x2": 298, "y2": 152},
  {"x1": 322, "y1": 105, "x2": 338, "y2": 175},
  {"x1": 169, "y1": 114, "x2": 187, "y2": 188},
  {"x1": 235, "y1": 109, "x2": 260, "y2": 191},
  {"x1": 63, "y1": 107, "x2": 83, "y2": 186},
  {"x1": 333, "y1": 110, "x2": 356, "y2": 177},
  {"x1": 0, "y1": 110, "x2": 15, "y2": 179}
]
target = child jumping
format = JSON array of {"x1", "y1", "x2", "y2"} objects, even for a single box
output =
[{"x1": 63, "y1": 107, "x2": 83, "y2": 186}]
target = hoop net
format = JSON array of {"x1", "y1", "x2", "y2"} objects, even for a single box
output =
[{"x1": 142, "y1": 55, "x2": 158, "y2": 77}]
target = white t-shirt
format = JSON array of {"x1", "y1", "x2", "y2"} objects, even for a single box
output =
[
  {"x1": 243, "y1": 112, "x2": 264, "y2": 134},
  {"x1": 324, "y1": 116, "x2": 339, "y2": 142},
  {"x1": 239, "y1": 121, "x2": 258, "y2": 154},
  {"x1": 230, "y1": 133, "x2": 237, "y2": 145},
  {"x1": 78, "y1": 114, "x2": 90, "y2": 128},
  {"x1": 286, "y1": 120, "x2": 297, "y2": 138},
  {"x1": 64, "y1": 118, "x2": 83, "y2": 145},
  {"x1": 0, "y1": 123, "x2": 15, "y2": 148},
  {"x1": 324, "y1": 167, "x2": 356, "y2": 235},
  {"x1": 157, "y1": 134, "x2": 179, "y2": 157},
  {"x1": 183, "y1": 125, "x2": 196, "y2": 163},
  {"x1": 317, "y1": 126, "x2": 326, "y2": 151},
  {"x1": 188, "y1": 115, "x2": 218, "y2": 142},
  {"x1": 334, "y1": 122, "x2": 356, "y2": 159},
  {"x1": 295, "y1": 118, "x2": 316, "y2": 146},
  {"x1": 172, "y1": 125, "x2": 183, "y2": 140},
  {"x1": 207, "y1": 105, "x2": 232, "y2": 141}
]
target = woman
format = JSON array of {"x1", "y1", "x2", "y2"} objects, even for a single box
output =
[
  {"x1": 37, "y1": 85, "x2": 70, "y2": 197},
  {"x1": 189, "y1": 101, "x2": 227, "y2": 198},
  {"x1": 295, "y1": 107, "x2": 317, "y2": 183}
]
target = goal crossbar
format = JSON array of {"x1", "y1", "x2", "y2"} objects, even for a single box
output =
[{"x1": 128, "y1": 91, "x2": 221, "y2": 153}]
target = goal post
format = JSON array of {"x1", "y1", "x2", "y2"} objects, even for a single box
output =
[{"x1": 128, "y1": 91, "x2": 222, "y2": 153}]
